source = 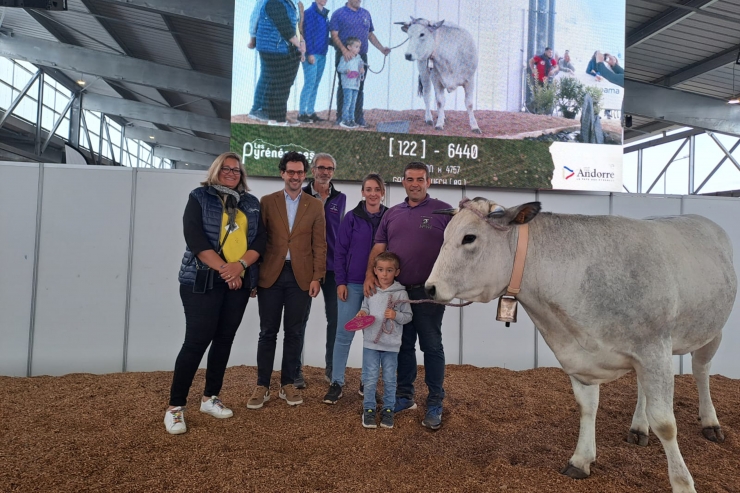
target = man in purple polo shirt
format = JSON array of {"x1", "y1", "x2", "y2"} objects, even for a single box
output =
[
  {"x1": 363, "y1": 162, "x2": 452, "y2": 430},
  {"x1": 329, "y1": 0, "x2": 391, "y2": 127}
]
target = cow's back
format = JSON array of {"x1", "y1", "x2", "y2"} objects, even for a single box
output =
[
  {"x1": 526, "y1": 213, "x2": 736, "y2": 354},
  {"x1": 436, "y1": 24, "x2": 477, "y2": 83}
]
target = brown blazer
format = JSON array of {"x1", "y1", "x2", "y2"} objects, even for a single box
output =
[{"x1": 258, "y1": 190, "x2": 327, "y2": 291}]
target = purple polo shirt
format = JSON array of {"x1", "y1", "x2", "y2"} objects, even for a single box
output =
[
  {"x1": 375, "y1": 195, "x2": 452, "y2": 286},
  {"x1": 329, "y1": 5, "x2": 374, "y2": 55}
]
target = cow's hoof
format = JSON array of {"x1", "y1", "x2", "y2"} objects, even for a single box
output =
[
  {"x1": 425, "y1": 120, "x2": 434, "y2": 126},
  {"x1": 472, "y1": 128, "x2": 482, "y2": 134},
  {"x1": 702, "y1": 426, "x2": 725, "y2": 443},
  {"x1": 435, "y1": 126, "x2": 445, "y2": 131},
  {"x1": 627, "y1": 429, "x2": 649, "y2": 447},
  {"x1": 560, "y1": 462, "x2": 589, "y2": 480}
]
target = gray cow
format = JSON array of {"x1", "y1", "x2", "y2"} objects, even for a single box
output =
[
  {"x1": 425, "y1": 198, "x2": 737, "y2": 493},
  {"x1": 397, "y1": 18, "x2": 480, "y2": 133}
]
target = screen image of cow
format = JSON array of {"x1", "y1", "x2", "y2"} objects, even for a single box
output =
[{"x1": 231, "y1": 0, "x2": 625, "y2": 191}]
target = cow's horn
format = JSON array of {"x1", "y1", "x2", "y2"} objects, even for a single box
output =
[{"x1": 433, "y1": 208, "x2": 458, "y2": 216}]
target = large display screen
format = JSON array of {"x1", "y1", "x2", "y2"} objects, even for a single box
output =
[{"x1": 231, "y1": 0, "x2": 625, "y2": 191}]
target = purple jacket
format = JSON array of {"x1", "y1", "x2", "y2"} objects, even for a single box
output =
[
  {"x1": 303, "y1": 181, "x2": 346, "y2": 272},
  {"x1": 334, "y1": 201, "x2": 386, "y2": 286}
]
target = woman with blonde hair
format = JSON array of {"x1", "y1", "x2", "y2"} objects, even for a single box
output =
[{"x1": 164, "y1": 152, "x2": 266, "y2": 434}]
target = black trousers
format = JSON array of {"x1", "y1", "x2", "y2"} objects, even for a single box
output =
[
  {"x1": 169, "y1": 283, "x2": 250, "y2": 407},
  {"x1": 335, "y1": 51, "x2": 367, "y2": 123},
  {"x1": 260, "y1": 50, "x2": 301, "y2": 121},
  {"x1": 256, "y1": 263, "x2": 312, "y2": 387}
]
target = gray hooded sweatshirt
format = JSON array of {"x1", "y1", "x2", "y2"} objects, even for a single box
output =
[{"x1": 360, "y1": 281, "x2": 413, "y2": 352}]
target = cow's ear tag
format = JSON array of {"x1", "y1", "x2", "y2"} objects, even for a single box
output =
[{"x1": 496, "y1": 296, "x2": 518, "y2": 327}]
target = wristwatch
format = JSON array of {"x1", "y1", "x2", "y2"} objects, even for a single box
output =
[{"x1": 238, "y1": 259, "x2": 248, "y2": 271}]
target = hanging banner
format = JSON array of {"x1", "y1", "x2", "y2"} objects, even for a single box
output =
[{"x1": 231, "y1": 0, "x2": 625, "y2": 191}]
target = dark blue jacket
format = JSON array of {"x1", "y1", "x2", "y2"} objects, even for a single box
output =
[
  {"x1": 334, "y1": 201, "x2": 386, "y2": 286},
  {"x1": 257, "y1": 0, "x2": 299, "y2": 54},
  {"x1": 303, "y1": 2, "x2": 330, "y2": 56},
  {"x1": 178, "y1": 186, "x2": 263, "y2": 288},
  {"x1": 303, "y1": 181, "x2": 346, "y2": 272}
]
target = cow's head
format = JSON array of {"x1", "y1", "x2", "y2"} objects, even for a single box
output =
[
  {"x1": 425, "y1": 198, "x2": 541, "y2": 303},
  {"x1": 396, "y1": 17, "x2": 445, "y2": 61}
]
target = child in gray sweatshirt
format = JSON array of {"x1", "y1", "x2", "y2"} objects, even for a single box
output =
[{"x1": 355, "y1": 252, "x2": 412, "y2": 429}]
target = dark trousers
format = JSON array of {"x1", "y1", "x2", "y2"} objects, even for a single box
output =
[
  {"x1": 298, "y1": 270, "x2": 338, "y2": 374},
  {"x1": 335, "y1": 51, "x2": 367, "y2": 123},
  {"x1": 259, "y1": 51, "x2": 301, "y2": 121},
  {"x1": 256, "y1": 263, "x2": 312, "y2": 387},
  {"x1": 169, "y1": 283, "x2": 250, "y2": 407},
  {"x1": 396, "y1": 286, "x2": 446, "y2": 407}
]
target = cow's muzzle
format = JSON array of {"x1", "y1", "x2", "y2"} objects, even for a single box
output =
[
  {"x1": 425, "y1": 284, "x2": 437, "y2": 299},
  {"x1": 405, "y1": 53, "x2": 413, "y2": 61}
]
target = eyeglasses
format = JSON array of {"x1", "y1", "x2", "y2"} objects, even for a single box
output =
[
  {"x1": 283, "y1": 170, "x2": 306, "y2": 177},
  {"x1": 314, "y1": 166, "x2": 335, "y2": 172},
  {"x1": 219, "y1": 166, "x2": 241, "y2": 176}
]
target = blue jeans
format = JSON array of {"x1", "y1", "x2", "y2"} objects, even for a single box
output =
[
  {"x1": 331, "y1": 283, "x2": 364, "y2": 386},
  {"x1": 298, "y1": 270, "x2": 338, "y2": 375},
  {"x1": 342, "y1": 88, "x2": 358, "y2": 124},
  {"x1": 299, "y1": 54, "x2": 326, "y2": 116},
  {"x1": 362, "y1": 347, "x2": 398, "y2": 410},
  {"x1": 397, "y1": 286, "x2": 446, "y2": 407}
]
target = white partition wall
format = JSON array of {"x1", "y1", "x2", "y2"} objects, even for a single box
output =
[
  {"x1": 2, "y1": 162, "x2": 739, "y2": 379},
  {"x1": 31, "y1": 165, "x2": 133, "y2": 376},
  {"x1": 0, "y1": 163, "x2": 39, "y2": 376}
]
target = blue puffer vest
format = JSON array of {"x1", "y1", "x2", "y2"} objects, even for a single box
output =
[
  {"x1": 256, "y1": 0, "x2": 298, "y2": 54},
  {"x1": 178, "y1": 186, "x2": 261, "y2": 289}
]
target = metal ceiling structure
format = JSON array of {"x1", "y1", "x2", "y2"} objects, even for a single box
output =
[
  {"x1": 0, "y1": 0, "x2": 739, "y2": 162},
  {"x1": 625, "y1": 0, "x2": 740, "y2": 141},
  {"x1": 0, "y1": 0, "x2": 233, "y2": 167}
]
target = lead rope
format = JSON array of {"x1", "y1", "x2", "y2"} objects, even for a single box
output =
[
  {"x1": 372, "y1": 295, "x2": 472, "y2": 344},
  {"x1": 365, "y1": 38, "x2": 409, "y2": 75}
]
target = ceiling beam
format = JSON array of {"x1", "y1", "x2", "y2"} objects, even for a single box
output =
[
  {"x1": 152, "y1": 146, "x2": 216, "y2": 167},
  {"x1": 626, "y1": 0, "x2": 719, "y2": 48},
  {"x1": 624, "y1": 128, "x2": 705, "y2": 153},
  {"x1": 624, "y1": 79, "x2": 740, "y2": 137},
  {"x1": 651, "y1": 44, "x2": 740, "y2": 87},
  {"x1": 0, "y1": 33, "x2": 231, "y2": 102},
  {"x1": 83, "y1": 93, "x2": 230, "y2": 137},
  {"x1": 125, "y1": 126, "x2": 228, "y2": 155},
  {"x1": 96, "y1": 0, "x2": 234, "y2": 27}
]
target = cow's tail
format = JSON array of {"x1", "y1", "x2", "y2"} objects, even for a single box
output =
[{"x1": 417, "y1": 76, "x2": 423, "y2": 97}]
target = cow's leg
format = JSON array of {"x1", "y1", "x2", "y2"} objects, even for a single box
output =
[
  {"x1": 637, "y1": 355, "x2": 696, "y2": 493},
  {"x1": 432, "y1": 75, "x2": 446, "y2": 130},
  {"x1": 627, "y1": 379, "x2": 650, "y2": 446},
  {"x1": 462, "y1": 79, "x2": 481, "y2": 134},
  {"x1": 418, "y1": 61, "x2": 433, "y2": 125},
  {"x1": 692, "y1": 334, "x2": 724, "y2": 443},
  {"x1": 561, "y1": 376, "x2": 598, "y2": 479}
]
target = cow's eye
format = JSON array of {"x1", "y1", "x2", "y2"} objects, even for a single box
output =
[
  {"x1": 462, "y1": 234, "x2": 476, "y2": 245},
  {"x1": 420, "y1": 33, "x2": 425, "y2": 37}
]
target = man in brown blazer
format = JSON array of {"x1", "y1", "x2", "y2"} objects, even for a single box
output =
[{"x1": 248, "y1": 151, "x2": 327, "y2": 408}]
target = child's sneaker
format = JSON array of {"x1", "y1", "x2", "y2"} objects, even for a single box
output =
[
  {"x1": 340, "y1": 121, "x2": 357, "y2": 129},
  {"x1": 200, "y1": 396, "x2": 233, "y2": 418},
  {"x1": 380, "y1": 408, "x2": 394, "y2": 429},
  {"x1": 164, "y1": 406, "x2": 186, "y2": 435},
  {"x1": 358, "y1": 382, "x2": 364, "y2": 396},
  {"x1": 362, "y1": 408, "x2": 377, "y2": 429}
]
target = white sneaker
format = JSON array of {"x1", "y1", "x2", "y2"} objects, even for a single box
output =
[
  {"x1": 164, "y1": 406, "x2": 187, "y2": 435},
  {"x1": 268, "y1": 119, "x2": 300, "y2": 127},
  {"x1": 200, "y1": 396, "x2": 234, "y2": 419}
]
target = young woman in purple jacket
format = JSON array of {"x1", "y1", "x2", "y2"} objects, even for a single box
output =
[{"x1": 323, "y1": 174, "x2": 386, "y2": 404}]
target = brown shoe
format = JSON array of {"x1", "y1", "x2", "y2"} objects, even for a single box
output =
[
  {"x1": 279, "y1": 384, "x2": 303, "y2": 406},
  {"x1": 247, "y1": 385, "x2": 270, "y2": 409}
]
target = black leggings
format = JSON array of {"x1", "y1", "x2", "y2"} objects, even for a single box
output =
[
  {"x1": 169, "y1": 283, "x2": 250, "y2": 407},
  {"x1": 259, "y1": 51, "x2": 301, "y2": 121}
]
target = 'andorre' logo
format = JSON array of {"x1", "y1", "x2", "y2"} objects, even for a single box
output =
[
  {"x1": 242, "y1": 139, "x2": 316, "y2": 163},
  {"x1": 563, "y1": 166, "x2": 575, "y2": 180},
  {"x1": 564, "y1": 165, "x2": 616, "y2": 182}
]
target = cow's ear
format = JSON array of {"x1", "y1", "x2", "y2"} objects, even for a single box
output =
[
  {"x1": 395, "y1": 21, "x2": 410, "y2": 33},
  {"x1": 508, "y1": 202, "x2": 541, "y2": 225},
  {"x1": 431, "y1": 20, "x2": 445, "y2": 31}
]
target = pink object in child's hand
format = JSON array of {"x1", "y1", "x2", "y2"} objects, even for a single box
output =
[
  {"x1": 344, "y1": 315, "x2": 375, "y2": 331},
  {"x1": 347, "y1": 71, "x2": 360, "y2": 79}
]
